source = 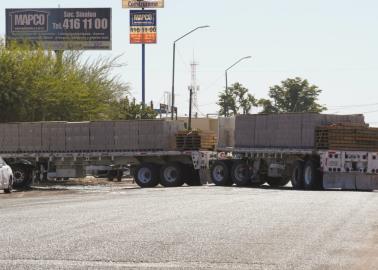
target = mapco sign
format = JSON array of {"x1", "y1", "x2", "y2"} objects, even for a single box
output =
[
  {"x1": 122, "y1": 0, "x2": 164, "y2": 9},
  {"x1": 6, "y1": 8, "x2": 112, "y2": 50},
  {"x1": 130, "y1": 10, "x2": 157, "y2": 44},
  {"x1": 8, "y1": 10, "x2": 49, "y2": 32}
]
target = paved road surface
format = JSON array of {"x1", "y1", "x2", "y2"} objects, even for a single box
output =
[{"x1": 0, "y1": 186, "x2": 377, "y2": 269}]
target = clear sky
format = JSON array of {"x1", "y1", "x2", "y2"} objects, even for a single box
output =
[{"x1": 1, "y1": 0, "x2": 378, "y2": 124}]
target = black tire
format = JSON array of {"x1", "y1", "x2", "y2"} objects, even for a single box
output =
[
  {"x1": 266, "y1": 177, "x2": 290, "y2": 188},
  {"x1": 210, "y1": 161, "x2": 232, "y2": 186},
  {"x1": 4, "y1": 177, "x2": 13, "y2": 194},
  {"x1": 231, "y1": 161, "x2": 251, "y2": 187},
  {"x1": 185, "y1": 167, "x2": 202, "y2": 186},
  {"x1": 303, "y1": 159, "x2": 322, "y2": 190},
  {"x1": 160, "y1": 163, "x2": 184, "y2": 187},
  {"x1": 291, "y1": 160, "x2": 304, "y2": 190},
  {"x1": 134, "y1": 163, "x2": 160, "y2": 188},
  {"x1": 12, "y1": 166, "x2": 33, "y2": 188}
]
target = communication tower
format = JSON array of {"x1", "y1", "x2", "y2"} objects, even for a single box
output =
[{"x1": 189, "y1": 59, "x2": 200, "y2": 117}]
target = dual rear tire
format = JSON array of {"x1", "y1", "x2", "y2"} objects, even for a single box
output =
[
  {"x1": 159, "y1": 163, "x2": 185, "y2": 187},
  {"x1": 210, "y1": 161, "x2": 233, "y2": 186},
  {"x1": 210, "y1": 160, "x2": 265, "y2": 187},
  {"x1": 134, "y1": 162, "x2": 188, "y2": 188},
  {"x1": 291, "y1": 159, "x2": 322, "y2": 190}
]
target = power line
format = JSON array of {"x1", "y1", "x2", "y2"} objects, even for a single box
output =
[{"x1": 327, "y1": 102, "x2": 378, "y2": 109}]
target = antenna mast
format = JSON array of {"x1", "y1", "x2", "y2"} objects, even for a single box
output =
[{"x1": 189, "y1": 57, "x2": 200, "y2": 117}]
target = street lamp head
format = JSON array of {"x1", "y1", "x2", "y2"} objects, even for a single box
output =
[{"x1": 226, "y1": 56, "x2": 252, "y2": 72}]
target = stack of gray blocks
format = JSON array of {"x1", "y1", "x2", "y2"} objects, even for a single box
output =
[
  {"x1": 235, "y1": 113, "x2": 365, "y2": 149},
  {"x1": 217, "y1": 117, "x2": 235, "y2": 149},
  {"x1": 0, "y1": 120, "x2": 184, "y2": 153}
]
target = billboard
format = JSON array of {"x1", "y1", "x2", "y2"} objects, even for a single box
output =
[
  {"x1": 123, "y1": 0, "x2": 164, "y2": 9},
  {"x1": 5, "y1": 8, "x2": 112, "y2": 50},
  {"x1": 130, "y1": 10, "x2": 157, "y2": 44}
]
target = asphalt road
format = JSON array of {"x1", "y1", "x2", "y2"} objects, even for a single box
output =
[{"x1": 0, "y1": 185, "x2": 377, "y2": 270}]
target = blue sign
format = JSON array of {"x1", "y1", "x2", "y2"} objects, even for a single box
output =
[
  {"x1": 6, "y1": 8, "x2": 112, "y2": 50},
  {"x1": 130, "y1": 10, "x2": 156, "y2": 27}
]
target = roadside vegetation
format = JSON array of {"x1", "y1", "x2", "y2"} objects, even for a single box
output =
[
  {"x1": 0, "y1": 40, "x2": 156, "y2": 122},
  {"x1": 0, "y1": 40, "x2": 325, "y2": 121},
  {"x1": 218, "y1": 77, "x2": 327, "y2": 116}
]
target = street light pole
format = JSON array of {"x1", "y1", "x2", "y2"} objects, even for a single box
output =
[
  {"x1": 224, "y1": 56, "x2": 252, "y2": 116},
  {"x1": 171, "y1": 25, "x2": 210, "y2": 120}
]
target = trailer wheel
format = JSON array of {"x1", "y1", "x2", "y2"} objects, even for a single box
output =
[
  {"x1": 231, "y1": 161, "x2": 251, "y2": 187},
  {"x1": 291, "y1": 160, "x2": 304, "y2": 189},
  {"x1": 134, "y1": 163, "x2": 160, "y2": 188},
  {"x1": 4, "y1": 177, "x2": 13, "y2": 194},
  {"x1": 266, "y1": 177, "x2": 290, "y2": 188},
  {"x1": 12, "y1": 166, "x2": 33, "y2": 188},
  {"x1": 160, "y1": 163, "x2": 184, "y2": 187},
  {"x1": 185, "y1": 167, "x2": 202, "y2": 186},
  {"x1": 303, "y1": 160, "x2": 322, "y2": 190},
  {"x1": 210, "y1": 161, "x2": 232, "y2": 186}
]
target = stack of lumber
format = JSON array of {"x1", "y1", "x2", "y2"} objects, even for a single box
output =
[
  {"x1": 316, "y1": 124, "x2": 378, "y2": 151},
  {"x1": 235, "y1": 113, "x2": 366, "y2": 149},
  {"x1": 176, "y1": 130, "x2": 216, "y2": 151}
]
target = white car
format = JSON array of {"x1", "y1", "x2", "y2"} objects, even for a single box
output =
[{"x1": 0, "y1": 157, "x2": 13, "y2": 194}]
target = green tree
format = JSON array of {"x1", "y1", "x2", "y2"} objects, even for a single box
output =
[
  {"x1": 259, "y1": 77, "x2": 326, "y2": 113},
  {"x1": 217, "y1": 82, "x2": 257, "y2": 116},
  {"x1": 0, "y1": 40, "x2": 128, "y2": 122},
  {"x1": 111, "y1": 97, "x2": 157, "y2": 120}
]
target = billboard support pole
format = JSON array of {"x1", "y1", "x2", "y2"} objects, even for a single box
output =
[
  {"x1": 142, "y1": 43, "x2": 146, "y2": 107},
  {"x1": 141, "y1": 8, "x2": 146, "y2": 111}
]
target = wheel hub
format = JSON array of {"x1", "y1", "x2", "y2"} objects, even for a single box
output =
[
  {"x1": 164, "y1": 167, "x2": 178, "y2": 183},
  {"x1": 138, "y1": 168, "x2": 152, "y2": 184},
  {"x1": 13, "y1": 171, "x2": 25, "y2": 185},
  {"x1": 212, "y1": 165, "x2": 224, "y2": 182}
]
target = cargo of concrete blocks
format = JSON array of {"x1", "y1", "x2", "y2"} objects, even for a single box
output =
[{"x1": 1, "y1": 113, "x2": 378, "y2": 191}]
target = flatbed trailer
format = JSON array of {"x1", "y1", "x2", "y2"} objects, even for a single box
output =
[
  {"x1": 210, "y1": 147, "x2": 378, "y2": 191},
  {"x1": 0, "y1": 120, "x2": 217, "y2": 188},
  {"x1": 2, "y1": 150, "x2": 215, "y2": 188}
]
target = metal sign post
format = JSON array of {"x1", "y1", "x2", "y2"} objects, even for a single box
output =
[
  {"x1": 129, "y1": 8, "x2": 157, "y2": 110},
  {"x1": 124, "y1": 0, "x2": 163, "y2": 110}
]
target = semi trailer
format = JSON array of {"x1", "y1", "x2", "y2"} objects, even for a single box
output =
[
  {"x1": 1, "y1": 114, "x2": 378, "y2": 191},
  {"x1": 0, "y1": 120, "x2": 213, "y2": 188},
  {"x1": 210, "y1": 113, "x2": 378, "y2": 191}
]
